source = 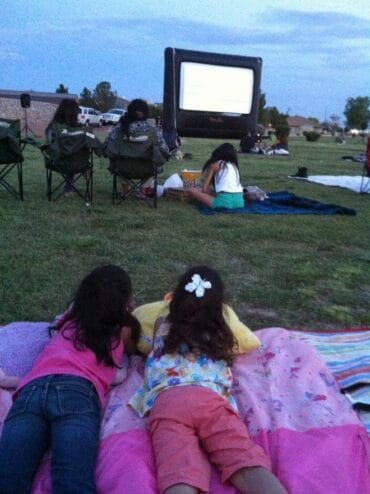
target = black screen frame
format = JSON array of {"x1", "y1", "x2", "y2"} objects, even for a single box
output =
[{"x1": 163, "y1": 47, "x2": 262, "y2": 139}]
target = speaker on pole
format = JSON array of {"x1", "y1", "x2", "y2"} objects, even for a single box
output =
[
  {"x1": 20, "y1": 93, "x2": 31, "y2": 108},
  {"x1": 20, "y1": 93, "x2": 36, "y2": 139}
]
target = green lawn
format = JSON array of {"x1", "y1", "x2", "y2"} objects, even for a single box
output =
[{"x1": 0, "y1": 133, "x2": 369, "y2": 330}]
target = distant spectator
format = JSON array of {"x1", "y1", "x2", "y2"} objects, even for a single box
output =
[
  {"x1": 162, "y1": 128, "x2": 181, "y2": 152},
  {"x1": 104, "y1": 99, "x2": 170, "y2": 196},
  {"x1": 239, "y1": 133, "x2": 257, "y2": 153},
  {"x1": 105, "y1": 99, "x2": 169, "y2": 159},
  {"x1": 272, "y1": 133, "x2": 289, "y2": 150},
  {"x1": 264, "y1": 133, "x2": 289, "y2": 156}
]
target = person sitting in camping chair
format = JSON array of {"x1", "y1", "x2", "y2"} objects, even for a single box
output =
[
  {"x1": 45, "y1": 99, "x2": 84, "y2": 198},
  {"x1": 103, "y1": 99, "x2": 170, "y2": 197},
  {"x1": 44, "y1": 99, "x2": 102, "y2": 201}
]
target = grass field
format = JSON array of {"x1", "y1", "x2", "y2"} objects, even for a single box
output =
[{"x1": 0, "y1": 132, "x2": 369, "y2": 330}]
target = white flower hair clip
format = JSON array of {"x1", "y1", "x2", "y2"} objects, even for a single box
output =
[{"x1": 185, "y1": 274, "x2": 212, "y2": 298}]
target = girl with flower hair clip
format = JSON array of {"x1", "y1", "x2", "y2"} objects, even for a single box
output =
[{"x1": 130, "y1": 265, "x2": 286, "y2": 494}]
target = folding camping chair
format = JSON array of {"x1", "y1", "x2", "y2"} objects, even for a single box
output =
[
  {"x1": 0, "y1": 118, "x2": 24, "y2": 200},
  {"x1": 360, "y1": 136, "x2": 370, "y2": 194},
  {"x1": 42, "y1": 128, "x2": 101, "y2": 203},
  {"x1": 107, "y1": 131, "x2": 164, "y2": 208}
]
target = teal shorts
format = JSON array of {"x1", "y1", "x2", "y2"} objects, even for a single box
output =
[{"x1": 211, "y1": 192, "x2": 244, "y2": 209}]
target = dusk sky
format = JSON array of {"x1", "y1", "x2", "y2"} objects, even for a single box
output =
[{"x1": 2, "y1": 0, "x2": 369, "y2": 124}]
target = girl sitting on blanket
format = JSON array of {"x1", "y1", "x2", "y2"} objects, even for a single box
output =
[
  {"x1": 0, "y1": 265, "x2": 140, "y2": 494},
  {"x1": 129, "y1": 265, "x2": 287, "y2": 494},
  {"x1": 188, "y1": 143, "x2": 244, "y2": 209}
]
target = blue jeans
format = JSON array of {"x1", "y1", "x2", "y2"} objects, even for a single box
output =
[{"x1": 0, "y1": 375, "x2": 101, "y2": 494}]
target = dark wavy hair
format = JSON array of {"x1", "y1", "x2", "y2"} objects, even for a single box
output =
[
  {"x1": 56, "y1": 265, "x2": 140, "y2": 366},
  {"x1": 46, "y1": 98, "x2": 80, "y2": 135},
  {"x1": 120, "y1": 98, "x2": 149, "y2": 138},
  {"x1": 202, "y1": 142, "x2": 239, "y2": 173},
  {"x1": 162, "y1": 266, "x2": 236, "y2": 365}
]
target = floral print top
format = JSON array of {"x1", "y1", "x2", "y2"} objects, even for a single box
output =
[{"x1": 129, "y1": 319, "x2": 238, "y2": 417}]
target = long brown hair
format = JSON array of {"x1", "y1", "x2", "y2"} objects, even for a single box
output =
[
  {"x1": 56, "y1": 265, "x2": 140, "y2": 366},
  {"x1": 162, "y1": 266, "x2": 236, "y2": 365},
  {"x1": 45, "y1": 98, "x2": 80, "y2": 135},
  {"x1": 202, "y1": 142, "x2": 239, "y2": 172},
  {"x1": 120, "y1": 98, "x2": 149, "y2": 138}
]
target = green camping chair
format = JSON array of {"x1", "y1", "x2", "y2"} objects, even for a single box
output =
[
  {"x1": 0, "y1": 118, "x2": 24, "y2": 200},
  {"x1": 105, "y1": 131, "x2": 165, "y2": 208},
  {"x1": 42, "y1": 127, "x2": 101, "y2": 203}
]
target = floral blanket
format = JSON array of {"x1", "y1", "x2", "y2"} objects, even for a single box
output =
[{"x1": 0, "y1": 325, "x2": 369, "y2": 493}]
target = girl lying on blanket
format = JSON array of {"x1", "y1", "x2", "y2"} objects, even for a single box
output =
[
  {"x1": 129, "y1": 265, "x2": 287, "y2": 494},
  {"x1": 0, "y1": 265, "x2": 140, "y2": 494},
  {"x1": 188, "y1": 143, "x2": 245, "y2": 210}
]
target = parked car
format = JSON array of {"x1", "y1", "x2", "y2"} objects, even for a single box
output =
[
  {"x1": 101, "y1": 108, "x2": 126, "y2": 125},
  {"x1": 78, "y1": 106, "x2": 103, "y2": 127}
]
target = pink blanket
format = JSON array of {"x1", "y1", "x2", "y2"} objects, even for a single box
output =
[{"x1": 1, "y1": 327, "x2": 369, "y2": 493}]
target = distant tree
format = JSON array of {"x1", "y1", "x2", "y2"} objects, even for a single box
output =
[
  {"x1": 93, "y1": 81, "x2": 117, "y2": 112},
  {"x1": 148, "y1": 103, "x2": 163, "y2": 119},
  {"x1": 329, "y1": 114, "x2": 341, "y2": 135},
  {"x1": 79, "y1": 87, "x2": 95, "y2": 108},
  {"x1": 274, "y1": 116, "x2": 290, "y2": 139},
  {"x1": 308, "y1": 117, "x2": 319, "y2": 125},
  {"x1": 56, "y1": 83, "x2": 69, "y2": 94},
  {"x1": 257, "y1": 92, "x2": 268, "y2": 126},
  {"x1": 256, "y1": 94, "x2": 290, "y2": 137},
  {"x1": 344, "y1": 96, "x2": 370, "y2": 129},
  {"x1": 321, "y1": 120, "x2": 331, "y2": 132},
  {"x1": 264, "y1": 106, "x2": 290, "y2": 137},
  {"x1": 265, "y1": 106, "x2": 280, "y2": 127}
]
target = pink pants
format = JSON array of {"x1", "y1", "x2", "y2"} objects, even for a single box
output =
[{"x1": 149, "y1": 386, "x2": 271, "y2": 493}]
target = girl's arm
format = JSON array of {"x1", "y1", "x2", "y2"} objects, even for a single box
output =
[
  {"x1": 120, "y1": 309, "x2": 141, "y2": 355},
  {"x1": 202, "y1": 161, "x2": 220, "y2": 193},
  {"x1": 120, "y1": 326, "x2": 136, "y2": 355},
  {"x1": 153, "y1": 317, "x2": 164, "y2": 339}
]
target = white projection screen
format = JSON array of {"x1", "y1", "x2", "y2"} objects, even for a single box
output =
[{"x1": 179, "y1": 62, "x2": 254, "y2": 114}]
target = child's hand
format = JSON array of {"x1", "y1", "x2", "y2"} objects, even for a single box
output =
[{"x1": 126, "y1": 297, "x2": 136, "y2": 313}]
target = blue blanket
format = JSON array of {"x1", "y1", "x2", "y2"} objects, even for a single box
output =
[{"x1": 199, "y1": 191, "x2": 356, "y2": 215}]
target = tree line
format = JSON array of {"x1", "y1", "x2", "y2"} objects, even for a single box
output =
[
  {"x1": 55, "y1": 81, "x2": 162, "y2": 118},
  {"x1": 258, "y1": 93, "x2": 370, "y2": 136},
  {"x1": 56, "y1": 83, "x2": 369, "y2": 132}
]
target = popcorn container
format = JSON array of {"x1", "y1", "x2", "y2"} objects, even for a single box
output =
[{"x1": 181, "y1": 169, "x2": 202, "y2": 189}]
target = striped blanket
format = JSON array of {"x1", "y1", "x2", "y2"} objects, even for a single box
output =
[{"x1": 293, "y1": 329, "x2": 370, "y2": 435}]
